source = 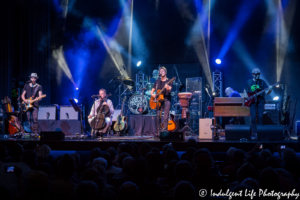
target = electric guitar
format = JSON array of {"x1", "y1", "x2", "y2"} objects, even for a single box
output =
[
  {"x1": 244, "y1": 82, "x2": 279, "y2": 107},
  {"x1": 113, "y1": 97, "x2": 127, "y2": 132},
  {"x1": 23, "y1": 95, "x2": 46, "y2": 112},
  {"x1": 160, "y1": 113, "x2": 177, "y2": 132},
  {"x1": 149, "y1": 77, "x2": 176, "y2": 110}
]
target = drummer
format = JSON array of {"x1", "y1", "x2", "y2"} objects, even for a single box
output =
[
  {"x1": 150, "y1": 66, "x2": 173, "y2": 132},
  {"x1": 150, "y1": 69, "x2": 159, "y2": 83}
]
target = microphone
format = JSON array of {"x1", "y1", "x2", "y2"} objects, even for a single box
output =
[
  {"x1": 46, "y1": 112, "x2": 50, "y2": 120},
  {"x1": 159, "y1": 73, "x2": 162, "y2": 77},
  {"x1": 26, "y1": 80, "x2": 32, "y2": 83},
  {"x1": 109, "y1": 77, "x2": 115, "y2": 84},
  {"x1": 91, "y1": 95, "x2": 99, "y2": 98}
]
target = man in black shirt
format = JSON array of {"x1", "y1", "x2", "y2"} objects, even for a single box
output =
[
  {"x1": 21, "y1": 73, "x2": 43, "y2": 136},
  {"x1": 150, "y1": 66, "x2": 173, "y2": 133},
  {"x1": 244, "y1": 68, "x2": 272, "y2": 140}
]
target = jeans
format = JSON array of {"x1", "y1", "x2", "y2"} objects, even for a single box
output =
[
  {"x1": 157, "y1": 99, "x2": 171, "y2": 131},
  {"x1": 250, "y1": 99, "x2": 264, "y2": 135},
  {"x1": 26, "y1": 107, "x2": 39, "y2": 134}
]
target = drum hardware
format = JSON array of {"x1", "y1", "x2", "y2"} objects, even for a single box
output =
[{"x1": 178, "y1": 92, "x2": 196, "y2": 136}]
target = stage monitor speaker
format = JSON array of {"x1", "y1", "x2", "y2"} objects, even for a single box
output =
[
  {"x1": 263, "y1": 110, "x2": 280, "y2": 125},
  {"x1": 199, "y1": 118, "x2": 213, "y2": 139},
  {"x1": 60, "y1": 105, "x2": 79, "y2": 120},
  {"x1": 38, "y1": 105, "x2": 58, "y2": 120},
  {"x1": 225, "y1": 125, "x2": 251, "y2": 140},
  {"x1": 40, "y1": 131, "x2": 65, "y2": 141},
  {"x1": 257, "y1": 125, "x2": 284, "y2": 140},
  {"x1": 160, "y1": 132, "x2": 184, "y2": 141}
]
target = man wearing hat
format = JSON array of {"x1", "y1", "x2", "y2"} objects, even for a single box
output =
[
  {"x1": 244, "y1": 68, "x2": 273, "y2": 140},
  {"x1": 150, "y1": 66, "x2": 173, "y2": 134},
  {"x1": 21, "y1": 73, "x2": 43, "y2": 137}
]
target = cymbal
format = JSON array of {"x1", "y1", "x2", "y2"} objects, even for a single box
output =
[
  {"x1": 123, "y1": 79, "x2": 135, "y2": 86},
  {"x1": 115, "y1": 76, "x2": 130, "y2": 80}
]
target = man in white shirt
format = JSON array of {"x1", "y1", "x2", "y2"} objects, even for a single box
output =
[{"x1": 88, "y1": 89, "x2": 114, "y2": 137}]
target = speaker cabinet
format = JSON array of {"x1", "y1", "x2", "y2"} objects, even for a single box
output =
[
  {"x1": 40, "y1": 131, "x2": 65, "y2": 141},
  {"x1": 225, "y1": 125, "x2": 251, "y2": 140},
  {"x1": 257, "y1": 125, "x2": 284, "y2": 140},
  {"x1": 60, "y1": 105, "x2": 79, "y2": 120},
  {"x1": 38, "y1": 106, "x2": 58, "y2": 120},
  {"x1": 38, "y1": 121, "x2": 81, "y2": 136},
  {"x1": 263, "y1": 110, "x2": 280, "y2": 125},
  {"x1": 199, "y1": 118, "x2": 213, "y2": 139},
  {"x1": 160, "y1": 132, "x2": 184, "y2": 141}
]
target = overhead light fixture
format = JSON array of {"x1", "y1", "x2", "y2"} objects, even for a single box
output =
[
  {"x1": 273, "y1": 96, "x2": 279, "y2": 101},
  {"x1": 215, "y1": 59, "x2": 221, "y2": 64},
  {"x1": 137, "y1": 61, "x2": 142, "y2": 67}
]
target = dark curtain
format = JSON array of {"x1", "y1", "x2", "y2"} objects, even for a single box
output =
[{"x1": 0, "y1": 0, "x2": 51, "y2": 106}]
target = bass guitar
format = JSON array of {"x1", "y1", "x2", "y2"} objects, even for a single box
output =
[
  {"x1": 88, "y1": 93, "x2": 112, "y2": 130},
  {"x1": 160, "y1": 113, "x2": 177, "y2": 132},
  {"x1": 244, "y1": 82, "x2": 280, "y2": 107},
  {"x1": 149, "y1": 77, "x2": 176, "y2": 110},
  {"x1": 23, "y1": 95, "x2": 46, "y2": 112},
  {"x1": 1, "y1": 96, "x2": 22, "y2": 135},
  {"x1": 113, "y1": 97, "x2": 127, "y2": 132}
]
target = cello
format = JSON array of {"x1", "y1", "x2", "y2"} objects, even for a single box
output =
[{"x1": 88, "y1": 93, "x2": 112, "y2": 130}]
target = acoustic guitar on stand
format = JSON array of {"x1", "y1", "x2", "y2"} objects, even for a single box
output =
[
  {"x1": 160, "y1": 113, "x2": 177, "y2": 132},
  {"x1": 23, "y1": 95, "x2": 46, "y2": 112},
  {"x1": 113, "y1": 97, "x2": 127, "y2": 132},
  {"x1": 149, "y1": 77, "x2": 176, "y2": 110}
]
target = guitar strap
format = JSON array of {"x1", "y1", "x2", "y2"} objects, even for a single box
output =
[{"x1": 32, "y1": 84, "x2": 40, "y2": 98}]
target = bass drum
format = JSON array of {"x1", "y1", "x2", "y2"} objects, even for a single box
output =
[{"x1": 128, "y1": 94, "x2": 149, "y2": 114}]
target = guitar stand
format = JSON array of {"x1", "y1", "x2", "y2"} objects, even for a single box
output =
[
  {"x1": 283, "y1": 125, "x2": 291, "y2": 140},
  {"x1": 179, "y1": 110, "x2": 196, "y2": 136}
]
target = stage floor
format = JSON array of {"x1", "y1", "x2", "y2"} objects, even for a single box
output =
[{"x1": 0, "y1": 135, "x2": 298, "y2": 152}]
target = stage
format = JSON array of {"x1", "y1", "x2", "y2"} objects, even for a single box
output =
[{"x1": 0, "y1": 135, "x2": 298, "y2": 153}]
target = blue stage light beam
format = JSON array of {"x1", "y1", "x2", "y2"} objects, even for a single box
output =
[{"x1": 217, "y1": 0, "x2": 259, "y2": 60}]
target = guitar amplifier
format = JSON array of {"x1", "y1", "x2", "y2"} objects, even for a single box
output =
[
  {"x1": 60, "y1": 105, "x2": 80, "y2": 120},
  {"x1": 38, "y1": 105, "x2": 59, "y2": 120}
]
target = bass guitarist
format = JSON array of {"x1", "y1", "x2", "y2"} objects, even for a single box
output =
[
  {"x1": 243, "y1": 68, "x2": 272, "y2": 140},
  {"x1": 21, "y1": 73, "x2": 43, "y2": 137},
  {"x1": 88, "y1": 89, "x2": 114, "y2": 138},
  {"x1": 150, "y1": 66, "x2": 173, "y2": 133}
]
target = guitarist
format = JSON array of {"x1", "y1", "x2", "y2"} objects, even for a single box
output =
[
  {"x1": 243, "y1": 68, "x2": 273, "y2": 140},
  {"x1": 150, "y1": 66, "x2": 173, "y2": 133},
  {"x1": 88, "y1": 89, "x2": 114, "y2": 137},
  {"x1": 21, "y1": 73, "x2": 43, "y2": 137}
]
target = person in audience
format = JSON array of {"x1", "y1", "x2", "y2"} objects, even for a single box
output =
[
  {"x1": 119, "y1": 182, "x2": 139, "y2": 200},
  {"x1": 140, "y1": 143, "x2": 151, "y2": 158},
  {"x1": 92, "y1": 157, "x2": 107, "y2": 169},
  {"x1": 172, "y1": 181, "x2": 196, "y2": 200},
  {"x1": 51, "y1": 154, "x2": 77, "y2": 196},
  {"x1": 111, "y1": 157, "x2": 134, "y2": 189},
  {"x1": 85, "y1": 147, "x2": 102, "y2": 168},
  {"x1": 75, "y1": 181, "x2": 98, "y2": 200},
  {"x1": 101, "y1": 152, "x2": 122, "y2": 178},
  {"x1": 37, "y1": 144, "x2": 54, "y2": 165}
]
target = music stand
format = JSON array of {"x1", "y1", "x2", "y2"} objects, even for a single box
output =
[{"x1": 69, "y1": 98, "x2": 83, "y2": 135}]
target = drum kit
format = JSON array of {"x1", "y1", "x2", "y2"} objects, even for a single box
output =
[{"x1": 111, "y1": 70, "x2": 196, "y2": 135}]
